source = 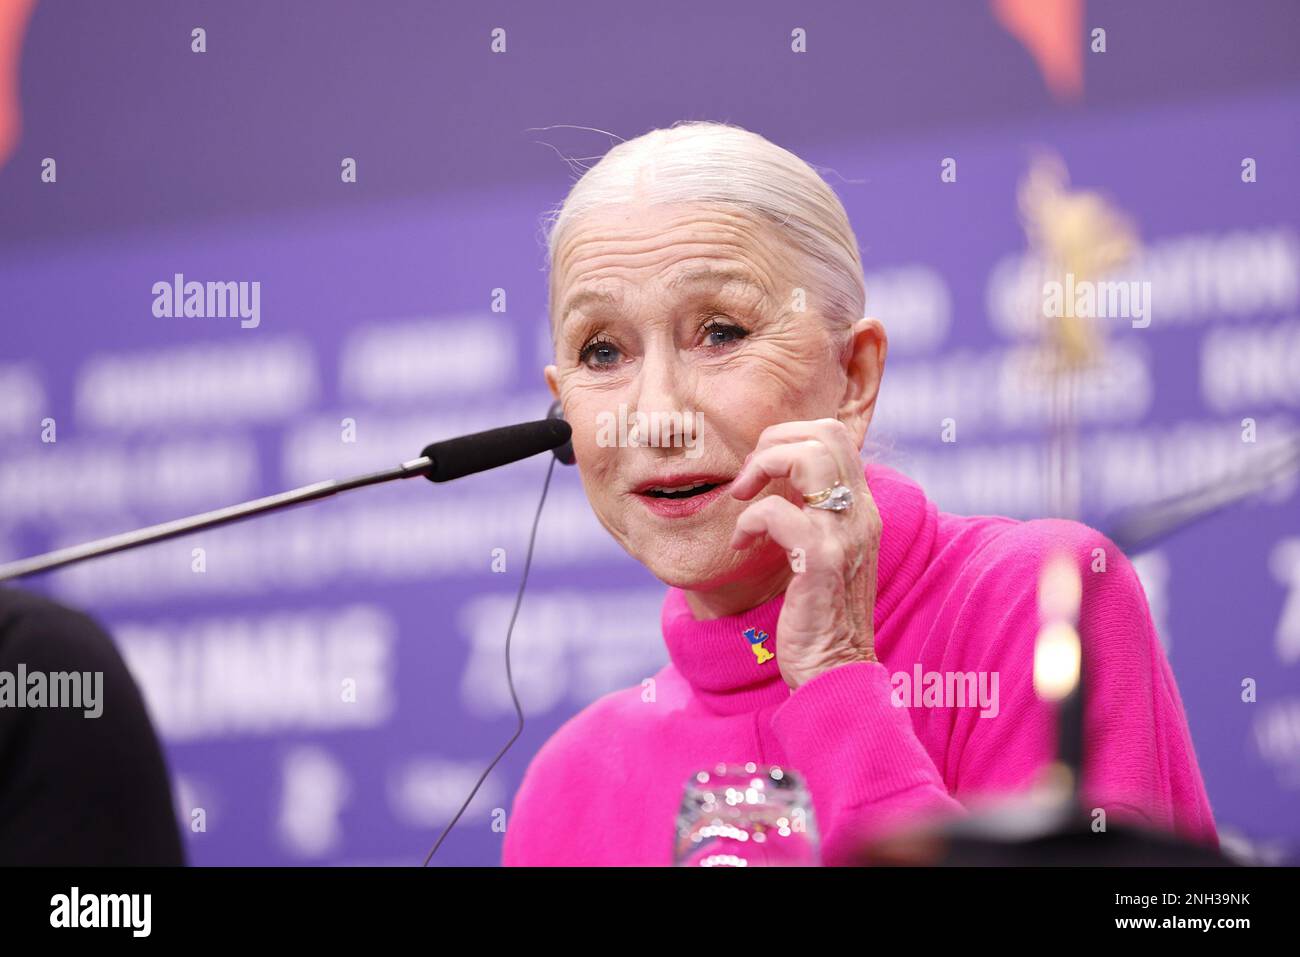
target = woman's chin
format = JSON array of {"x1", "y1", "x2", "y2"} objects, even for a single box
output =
[
  {"x1": 641, "y1": 556, "x2": 726, "y2": 591},
  {"x1": 634, "y1": 540, "x2": 778, "y2": 593},
  {"x1": 628, "y1": 541, "x2": 729, "y2": 590}
]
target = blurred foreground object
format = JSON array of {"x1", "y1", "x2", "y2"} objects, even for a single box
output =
[
  {"x1": 860, "y1": 789, "x2": 1230, "y2": 866},
  {"x1": 0, "y1": 587, "x2": 184, "y2": 865},
  {"x1": 674, "y1": 765, "x2": 819, "y2": 866},
  {"x1": 856, "y1": 554, "x2": 1228, "y2": 866}
]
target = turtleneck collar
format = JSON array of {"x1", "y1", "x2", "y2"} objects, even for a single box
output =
[{"x1": 660, "y1": 462, "x2": 937, "y2": 715}]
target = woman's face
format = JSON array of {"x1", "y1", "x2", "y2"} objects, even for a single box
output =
[{"x1": 546, "y1": 202, "x2": 876, "y2": 592}]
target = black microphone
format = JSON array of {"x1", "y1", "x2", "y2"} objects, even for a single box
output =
[
  {"x1": 422, "y1": 417, "x2": 571, "y2": 482},
  {"x1": 546, "y1": 400, "x2": 576, "y2": 466},
  {"x1": 0, "y1": 418, "x2": 572, "y2": 581}
]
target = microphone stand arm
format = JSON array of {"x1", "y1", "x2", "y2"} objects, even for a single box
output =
[
  {"x1": 0, "y1": 456, "x2": 434, "y2": 582},
  {"x1": 1105, "y1": 434, "x2": 1300, "y2": 555}
]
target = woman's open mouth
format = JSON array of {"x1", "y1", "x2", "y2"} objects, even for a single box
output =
[
  {"x1": 633, "y1": 476, "x2": 732, "y2": 518},
  {"x1": 644, "y1": 481, "x2": 722, "y2": 499}
]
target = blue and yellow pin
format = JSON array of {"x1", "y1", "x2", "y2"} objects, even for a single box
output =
[{"x1": 743, "y1": 627, "x2": 775, "y2": 665}]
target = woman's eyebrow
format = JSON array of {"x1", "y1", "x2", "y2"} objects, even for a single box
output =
[
  {"x1": 559, "y1": 266, "x2": 767, "y2": 330},
  {"x1": 560, "y1": 287, "x2": 622, "y2": 327}
]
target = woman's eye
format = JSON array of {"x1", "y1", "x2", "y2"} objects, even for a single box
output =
[
  {"x1": 702, "y1": 320, "x2": 748, "y2": 348},
  {"x1": 579, "y1": 338, "x2": 621, "y2": 368}
]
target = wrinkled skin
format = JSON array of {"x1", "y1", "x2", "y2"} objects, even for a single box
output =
[{"x1": 547, "y1": 202, "x2": 887, "y2": 688}]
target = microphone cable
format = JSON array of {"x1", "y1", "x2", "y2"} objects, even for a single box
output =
[{"x1": 421, "y1": 454, "x2": 557, "y2": 865}]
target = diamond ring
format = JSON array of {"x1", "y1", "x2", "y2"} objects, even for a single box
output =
[{"x1": 802, "y1": 482, "x2": 854, "y2": 512}]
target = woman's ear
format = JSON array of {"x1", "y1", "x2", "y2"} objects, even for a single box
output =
[
  {"x1": 544, "y1": 364, "x2": 560, "y2": 401},
  {"x1": 837, "y1": 316, "x2": 887, "y2": 446}
]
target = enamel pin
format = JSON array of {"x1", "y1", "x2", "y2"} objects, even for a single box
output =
[{"x1": 743, "y1": 626, "x2": 775, "y2": 665}]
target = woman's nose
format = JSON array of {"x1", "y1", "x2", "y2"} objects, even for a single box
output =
[{"x1": 629, "y1": 347, "x2": 693, "y2": 446}]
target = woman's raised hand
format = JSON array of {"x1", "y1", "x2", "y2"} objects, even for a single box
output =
[{"x1": 729, "y1": 418, "x2": 882, "y2": 690}]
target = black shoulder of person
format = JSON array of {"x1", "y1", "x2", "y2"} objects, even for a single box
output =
[{"x1": 0, "y1": 586, "x2": 184, "y2": 866}]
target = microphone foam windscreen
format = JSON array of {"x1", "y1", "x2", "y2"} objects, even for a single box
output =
[{"x1": 421, "y1": 418, "x2": 572, "y2": 483}]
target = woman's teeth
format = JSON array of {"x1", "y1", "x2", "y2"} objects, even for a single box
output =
[{"x1": 645, "y1": 481, "x2": 720, "y2": 499}]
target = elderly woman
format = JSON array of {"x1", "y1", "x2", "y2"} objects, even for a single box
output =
[{"x1": 503, "y1": 121, "x2": 1216, "y2": 866}]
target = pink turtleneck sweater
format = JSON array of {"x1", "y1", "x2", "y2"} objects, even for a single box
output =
[{"x1": 503, "y1": 463, "x2": 1217, "y2": 866}]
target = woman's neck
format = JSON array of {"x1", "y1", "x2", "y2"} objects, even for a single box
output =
[{"x1": 682, "y1": 555, "x2": 792, "y2": 621}]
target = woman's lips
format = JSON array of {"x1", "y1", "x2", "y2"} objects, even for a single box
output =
[{"x1": 634, "y1": 480, "x2": 733, "y2": 518}]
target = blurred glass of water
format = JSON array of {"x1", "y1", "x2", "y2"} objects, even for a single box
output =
[{"x1": 673, "y1": 764, "x2": 820, "y2": 866}]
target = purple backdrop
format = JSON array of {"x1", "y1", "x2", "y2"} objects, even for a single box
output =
[{"x1": 0, "y1": 1, "x2": 1297, "y2": 865}]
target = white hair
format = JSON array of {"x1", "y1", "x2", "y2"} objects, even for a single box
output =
[{"x1": 543, "y1": 121, "x2": 866, "y2": 339}]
